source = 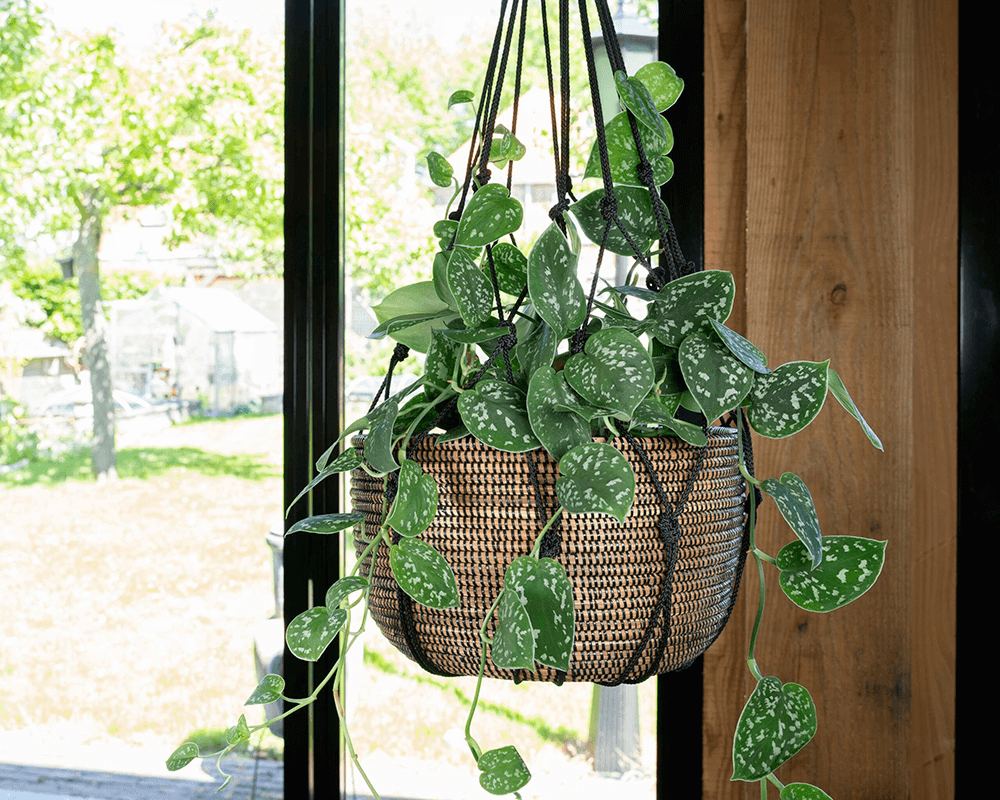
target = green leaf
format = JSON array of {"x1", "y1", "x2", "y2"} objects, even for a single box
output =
[
  {"x1": 761, "y1": 472, "x2": 823, "y2": 568},
  {"x1": 457, "y1": 379, "x2": 540, "y2": 452},
  {"x1": 563, "y1": 328, "x2": 654, "y2": 419},
  {"x1": 634, "y1": 61, "x2": 684, "y2": 111},
  {"x1": 777, "y1": 536, "x2": 887, "y2": 613},
  {"x1": 651, "y1": 341, "x2": 686, "y2": 394},
  {"x1": 389, "y1": 538, "x2": 460, "y2": 609},
  {"x1": 746, "y1": 360, "x2": 829, "y2": 439},
  {"x1": 678, "y1": 332, "x2": 754, "y2": 422},
  {"x1": 527, "y1": 367, "x2": 593, "y2": 461},
  {"x1": 505, "y1": 556, "x2": 575, "y2": 671},
  {"x1": 569, "y1": 185, "x2": 660, "y2": 257},
  {"x1": 166, "y1": 742, "x2": 200, "y2": 771},
  {"x1": 557, "y1": 442, "x2": 636, "y2": 523},
  {"x1": 441, "y1": 320, "x2": 505, "y2": 345},
  {"x1": 448, "y1": 89, "x2": 475, "y2": 108},
  {"x1": 478, "y1": 745, "x2": 531, "y2": 795},
  {"x1": 658, "y1": 415, "x2": 708, "y2": 446},
  {"x1": 367, "y1": 310, "x2": 454, "y2": 342},
  {"x1": 285, "y1": 513, "x2": 365, "y2": 537},
  {"x1": 448, "y1": 247, "x2": 495, "y2": 328},
  {"x1": 316, "y1": 424, "x2": 367, "y2": 471},
  {"x1": 432, "y1": 251, "x2": 460, "y2": 310},
  {"x1": 372, "y1": 282, "x2": 456, "y2": 353},
  {"x1": 425, "y1": 329, "x2": 461, "y2": 392},
  {"x1": 385, "y1": 458, "x2": 438, "y2": 537},
  {"x1": 827, "y1": 368, "x2": 883, "y2": 450},
  {"x1": 437, "y1": 423, "x2": 470, "y2": 443},
  {"x1": 584, "y1": 113, "x2": 675, "y2": 187},
  {"x1": 710, "y1": 319, "x2": 770, "y2": 374},
  {"x1": 731, "y1": 677, "x2": 817, "y2": 781},
  {"x1": 527, "y1": 221, "x2": 586, "y2": 336},
  {"x1": 630, "y1": 395, "x2": 682, "y2": 429},
  {"x1": 491, "y1": 587, "x2": 535, "y2": 670},
  {"x1": 285, "y1": 606, "x2": 348, "y2": 661},
  {"x1": 434, "y1": 219, "x2": 459, "y2": 250},
  {"x1": 245, "y1": 674, "x2": 285, "y2": 706},
  {"x1": 646, "y1": 269, "x2": 736, "y2": 347},
  {"x1": 455, "y1": 184, "x2": 523, "y2": 247},
  {"x1": 225, "y1": 714, "x2": 251, "y2": 746},
  {"x1": 490, "y1": 242, "x2": 528, "y2": 295},
  {"x1": 426, "y1": 151, "x2": 454, "y2": 187},
  {"x1": 325, "y1": 576, "x2": 370, "y2": 609},
  {"x1": 364, "y1": 397, "x2": 400, "y2": 474},
  {"x1": 488, "y1": 125, "x2": 526, "y2": 168},
  {"x1": 781, "y1": 784, "x2": 834, "y2": 800},
  {"x1": 514, "y1": 320, "x2": 556, "y2": 377},
  {"x1": 614, "y1": 69, "x2": 667, "y2": 139},
  {"x1": 287, "y1": 449, "x2": 363, "y2": 515}
]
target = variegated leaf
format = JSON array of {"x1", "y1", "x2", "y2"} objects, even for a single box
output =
[
  {"x1": 491, "y1": 587, "x2": 535, "y2": 670},
  {"x1": 527, "y1": 367, "x2": 592, "y2": 461},
  {"x1": 478, "y1": 745, "x2": 531, "y2": 796},
  {"x1": 563, "y1": 328, "x2": 654, "y2": 418},
  {"x1": 285, "y1": 606, "x2": 348, "y2": 662},
  {"x1": 285, "y1": 513, "x2": 365, "y2": 536},
  {"x1": 731, "y1": 677, "x2": 817, "y2": 782},
  {"x1": 634, "y1": 61, "x2": 684, "y2": 111},
  {"x1": 455, "y1": 184, "x2": 522, "y2": 247},
  {"x1": 166, "y1": 742, "x2": 200, "y2": 771},
  {"x1": 678, "y1": 332, "x2": 754, "y2": 422},
  {"x1": 761, "y1": 472, "x2": 823, "y2": 568},
  {"x1": 426, "y1": 152, "x2": 454, "y2": 187},
  {"x1": 747, "y1": 360, "x2": 829, "y2": 439},
  {"x1": 363, "y1": 397, "x2": 399, "y2": 474},
  {"x1": 448, "y1": 247, "x2": 494, "y2": 328},
  {"x1": 504, "y1": 556, "x2": 575, "y2": 671},
  {"x1": 225, "y1": 714, "x2": 251, "y2": 746},
  {"x1": 556, "y1": 442, "x2": 636, "y2": 523},
  {"x1": 781, "y1": 784, "x2": 834, "y2": 800},
  {"x1": 646, "y1": 269, "x2": 736, "y2": 347},
  {"x1": 527, "y1": 221, "x2": 586, "y2": 336},
  {"x1": 614, "y1": 69, "x2": 666, "y2": 139},
  {"x1": 325, "y1": 576, "x2": 369, "y2": 609},
  {"x1": 569, "y1": 185, "x2": 660, "y2": 256},
  {"x1": 457, "y1": 380, "x2": 540, "y2": 452},
  {"x1": 424, "y1": 329, "x2": 461, "y2": 391},
  {"x1": 827, "y1": 368, "x2": 883, "y2": 450},
  {"x1": 584, "y1": 110, "x2": 674, "y2": 186},
  {"x1": 245, "y1": 674, "x2": 284, "y2": 706},
  {"x1": 389, "y1": 538, "x2": 459, "y2": 609},
  {"x1": 710, "y1": 319, "x2": 770, "y2": 374},
  {"x1": 777, "y1": 536, "x2": 887, "y2": 613},
  {"x1": 490, "y1": 242, "x2": 528, "y2": 295},
  {"x1": 514, "y1": 320, "x2": 557, "y2": 376},
  {"x1": 385, "y1": 458, "x2": 438, "y2": 538}
]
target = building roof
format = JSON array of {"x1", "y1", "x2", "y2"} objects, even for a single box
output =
[{"x1": 151, "y1": 287, "x2": 278, "y2": 333}]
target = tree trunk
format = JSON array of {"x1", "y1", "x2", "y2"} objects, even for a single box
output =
[{"x1": 75, "y1": 212, "x2": 117, "y2": 481}]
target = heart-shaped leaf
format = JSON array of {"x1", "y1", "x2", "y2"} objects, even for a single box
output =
[
  {"x1": 569, "y1": 185, "x2": 660, "y2": 257},
  {"x1": 426, "y1": 152, "x2": 454, "y2": 187},
  {"x1": 478, "y1": 745, "x2": 531, "y2": 795},
  {"x1": 827, "y1": 368, "x2": 883, "y2": 450},
  {"x1": 285, "y1": 606, "x2": 348, "y2": 662},
  {"x1": 285, "y1": 513, "x2": 365, "y2": 537},
  {"x1": 634, "y1": 61, "x2": 684, "y2": 111},
  {"x1": 488, "y1": 124, "x2": 526, "y2": 169},
  {"x1": 433, "y1": 219, "x2": 458, "y2": 250},
  {"x1": 556, "y1": 442, "x2": 636, "y2": 523},
  {"x1": 505, "y1": 556, "x2": 575, "y2": 671},
  {"x1": 781, "y1": 784, "x2": 834, "y2": 800},
  {"x1": 389, "y1": 538, "x2": 460, "y2": 609},
  {"x1": 527, "y1": 367, "x2": 593, "y2": 461},
  {"x1": 363, "y1": 397, "x2": 400, "y2": 474},
  {"x1": 678, "y1": 332, "x2": 754, "y2": 422},
  {"x1": 448, "y1": 247, "x2": 495, "y2": 328},
  {"x1": 448, "y1": 89, "x2": 475, "y2": 108},
  {"x1": 287, "y1": 449, "x2": 363, "y2": 514},
  {"x1": 563, "y1": 328, "x2": 653, "y2": 418},
  {"x1": 615, "y1": 69, "x2": 667, "y2": 139},
  {"x1": 490, "y1": 242, "x2": 528, "y2": 295},
  {"x1": 731, "y1": 676, "x2": 817, "y2": 781},
  {"x1": 456, "y1": 184, "x2": 523, "y2": 247},
  {"x1": 325, "y1": 576, "x2": 370, "y2": 609},
  {"x1": 514, "y1": 320, "x2": 557, "y2": 377},
  {"x1": 746, "y1": 360, "x2": 829, "y2": 439},
  {"x1": 584, "y1": 110, "x2": 674, "y2": 186},
  {"x1": 458, "y1": 379, "x2": 540, "y2": 452},
  {"x1": 166, "y1": 742, "x2": 200, "y2": 771},
  {"x1": 225, "y1": 714, "x2": 251, "y2": 746},
  {"x1": 385, "y1": 458, "x2": 438, "y2": 538},
  {"x1": 491, "y1": 587, "x2": 535, "y2": 670},
  {"x1": 646, "y1": 269, "x2": 736, "y2": 347},
  {"x1": 245, "y1": 674, "x2": 285, "y2": 706},
  {"x1": 372, "y1": 282, "x2": 456, "y2": 353},
  {"x1": 710, "y1": 319, "x2": 770, "y2": 374},
  {"x1": 777, "y1": 536, "x2": 887, "y2": 613},
  {"x1": 760, "y1": 472, "x2": 823, "y2": 568},
  {"x1": 527, "y1": 221, "x2": 586, "y2": 336}
]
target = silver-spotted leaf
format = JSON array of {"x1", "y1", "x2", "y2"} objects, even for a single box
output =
[
  {"x1": 760, "y1": 472, "x2": 823, "y2": 568},
  {"x1": 285, "y1": 606, "x2": 348, "y2": 662},
  {"x1": 478, "y1": 745, "x2": 531, "y2": 795},
  {"x1": 166, "y1": 742, "x2": 200, "y2": 771},
  {"x1": 630, "y1": 395, "x2": 682, "y2": 429},
  {"x1": 515, "y1": 320, "x2": 557, "y2": 376},
  {"x1": 646, "y1": 269, "x2": 736, "y2": 347},
  {"x1": 659, "y1": 415, "x2": 708, "y2": 446},
  {"x1": 569, "y1": 185, "x2": 659, "y2": 256},
  {"x1": 385, "y1": 458, "x2": 438, "y2": 538},
  {"x1": 325, "y1": 576, "x2": 370, "y2": 609},
  {"x1": 426, "y1": 152, "x2": 454, "y2": 187},
  {"x1": 441, "y1": 320, "x2": 504, "y2": 345},
  {"x1": 614, "y1": 69, "x2": 667, "y2": 139},
  {"x1": 285, "y1": 513, "x2": 365, "y2": 537},
  {"x1": 634, "y1": 61, "x2": 684, "y2": 111},
  {"x1": 433, "y1": 219, "x2": 458, "y2": 250},
  {"x1": 455, "y1": 184, "x2": 523, "y2": 247},
  {"x1": 527, "y1": 221, "x2": 586, "y2": 336},
  {"x1": 827, "y1": 368, "x2": 883, "y2": 450},
  {"x1": 777, "y1": 536, "x2": 887, "y2": 613},
  {"x1": 363, "y1": 397, "x2": 399, "y2": 474},
  {"x1": 448, "y1": 247, "x2": 494, "y2": 328},
  {"x1": 563, "y1": 328, "x2": 653, "y2": 419},
  {"x1": 556, "y1": 442, "x2": 636, "y2": 523},
  {"x1": 710, "y1": 319, "x2": 770, "y2": 374},
  {"x1": 286, "y1": 448, "x2": 363, "y2": 515},
  {"x1": 731, "y1": 677, "x2": 817, "y2": 781},
  {"x1": 490, "y1": 242, "x2": 529, "y2": 295},
  {"x1": 245, "y1": 674, "x2": 285, "y2": 705},
  {"x1": 584, "y1": 110, "x2": 674, "y2": 186},
  {"x1": 527, "y1": 367, "x2": 592, "y2": 461},
  {"x1": 781, "y1": 784, "x2": 834, "y2": 800},
  {"x1": 747, "y1": 360, "x2": 829, "y2": 439},
  {"x1": 425, "y1": 329, "x2": 461, "y2": 391},
  {"x1": 225, "y1": 714, "x2": 251, "y2": 746},
  {"x1": 491, "y1": 587, "x2": 535, "y2": 670},
  {"x1": 457, "y1": 379, "x2": 540, "y2": 452},
  {"x1": 389, "y1": 538, "x2": 459, "y2": 609},
  {"x1": 505, "y1": 556, "x2": 575, "y2": 671},
  {"x1": 678, "y1": 332, "x2": 754, "y2": 423}
]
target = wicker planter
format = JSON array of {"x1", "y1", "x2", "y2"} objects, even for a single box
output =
[{"x1": 350, "y1": 427, "x2": 748, "y2": 684}]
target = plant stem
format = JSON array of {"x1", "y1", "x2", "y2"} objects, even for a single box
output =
[
  {"x1": 334, "y1": 682, "x2": 380, "y2": 799},
  {"x1": 465, "y1": 590, "x2": 505, "y2": 762},
  {"x1": 761, "y1": 778, "x2": 769, "y2": 799},
  {"x1": 767, "y1": 773, "x2": 786, "y2": 790},
  {"x1": 529, "y1": 507, "x2": 564, "y2": 558},
  {"x1": 755, "y1": 548, "x2": 777, "y2": 566},
  {"x1": 739, "y1": 412, "x2": 766, "y2": 682}
]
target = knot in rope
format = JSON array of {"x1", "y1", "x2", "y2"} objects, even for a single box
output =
[
  {"x1": 475, "y1": 167, "x2": 492, "y2": 186},
  {"x1": 548, "y1": 197, "x2": 571, "y2": 221},
  {"x1": 448, "y1": 209, "x2": 462, "y2": 222},
  {"x1": 392, "y1": 343, "x2": 411, "y2": 362},
  {"x1": 636, "y1": 160, "x2": 656, "y2": 187},
  {"x1": 599, "y1": 193, "x2": 619, "y2": 222},
  {"x1": 645, "y1": 266, "x2": 669, "y2": 293}
]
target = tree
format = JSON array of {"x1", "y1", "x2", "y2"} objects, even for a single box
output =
[{"x1": 0, "y1": 1, "x2": 282, "y2": 479}]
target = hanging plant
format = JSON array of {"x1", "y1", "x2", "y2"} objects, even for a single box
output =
[{"x1": 168, "y1": 1, "x2": 886, "y2": 797}]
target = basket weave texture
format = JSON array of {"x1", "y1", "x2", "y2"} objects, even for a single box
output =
[{"x1": 350, "y1": 427, "x2": 747, "y2": 684}]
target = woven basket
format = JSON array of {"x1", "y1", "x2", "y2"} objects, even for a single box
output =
[{"x1": 350, "y1": 427, "x2": 748, "y2": 684}]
